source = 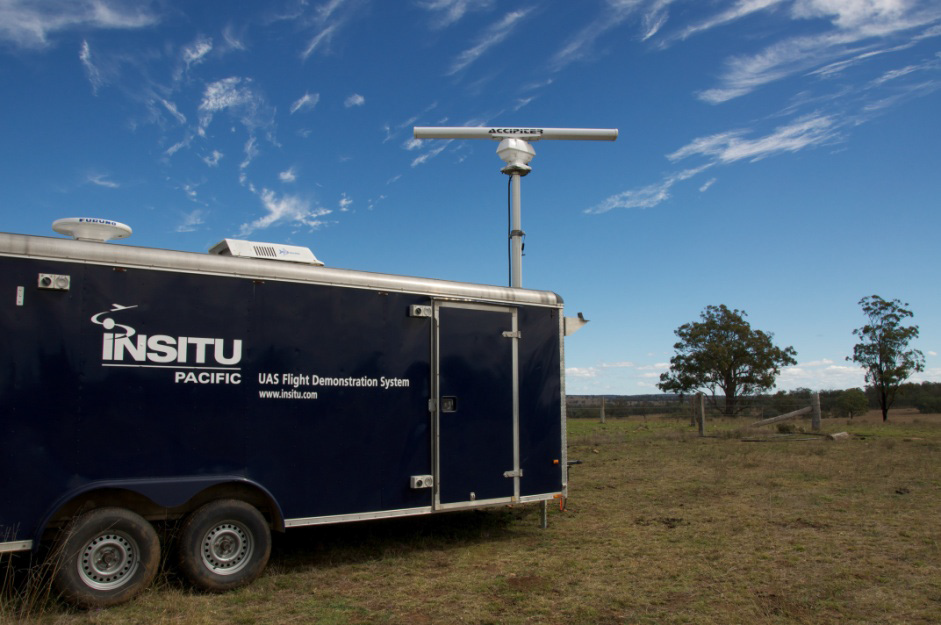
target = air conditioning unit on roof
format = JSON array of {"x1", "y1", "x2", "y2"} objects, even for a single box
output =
[{"x1": 209, "y1": 239, "x2": 324, "y2": 266}]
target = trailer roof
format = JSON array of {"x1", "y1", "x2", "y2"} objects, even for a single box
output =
[{"x1": 0, "y1": 232, "x2": 562, "y2": 307}]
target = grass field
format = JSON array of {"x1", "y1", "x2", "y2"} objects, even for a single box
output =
[{"x1": 3, "y1": 409, "x2": 940, "y2": 624}]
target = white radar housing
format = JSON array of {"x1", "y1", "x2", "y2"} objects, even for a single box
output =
[{"x1": 52, "y1": 218, "x2": 132, "y2": 243}]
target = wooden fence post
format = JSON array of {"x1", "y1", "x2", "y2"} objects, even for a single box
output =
[
  {"x1": 812, "y1": 392, "x2": 821, "y2": 431},
  {"x1": 600, "y1": 396, "x2": 606, "y2": 424},
  {"x1": 698, "y1": 393, "x2": 706, "y2": 436}
]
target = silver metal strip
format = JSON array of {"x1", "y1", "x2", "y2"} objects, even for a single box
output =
[
  {"x1": 518, "y1": 493, "x2": 561, "y2": 504},
  {"x1": 510, "y1": 308, "x2": 520, "y2": 501},
  {"x1": 0, "y1": 540, "x2": 33, "y2": 553},
  {"x1": 434, "y1": 496, "x2": 514, "y2": 512},
  {"x1": 284, "y1": 506, "x2": 433, "y2": 528},
  {"x1": 432, "y1": 300, "x2": 441, "y2": 510},
  {"x1": 0, "y1": 233, "x2": 563, "y2": 309}
]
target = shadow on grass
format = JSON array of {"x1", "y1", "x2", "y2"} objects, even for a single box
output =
[{"x1": 269, "y1": 506, "x2": 528, "y2": 573}]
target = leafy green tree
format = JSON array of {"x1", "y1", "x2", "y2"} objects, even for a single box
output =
[
  {"x1": 832, "y1": 388, "x2": 870, "y2": 419},
  {"x1": 658, "y1": 305, "x2": 797, "y2": 416},
  {"x1": 848, "y1": 295, "x2": 925, "y2": 422}
]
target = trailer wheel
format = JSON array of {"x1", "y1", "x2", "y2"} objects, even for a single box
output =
[
  {"x1": 52, "y1": 507, "x2": 160, "y2": 608},
  {"x1": 177, "y1": 499, "x2": 271, "y2": 592}
]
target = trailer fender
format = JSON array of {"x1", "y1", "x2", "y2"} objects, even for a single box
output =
[{"x1": 34, "y1": 476, "x2": 285, "y2": 546}]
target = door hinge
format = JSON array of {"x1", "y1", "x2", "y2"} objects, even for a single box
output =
[
  {"x1": 501, "y1": 331, "x2": 521, "y2": 339},
  {"x1": 503, "y1": 469, "x2": 524, "y2": 479},
  {"x1": 428, "y1": 398, "x2": 436, "y2": 413}
]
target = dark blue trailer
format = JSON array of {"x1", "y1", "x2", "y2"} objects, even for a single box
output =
[{"x1": 0, "y1": 229, "x2": 571, "y2": 606}]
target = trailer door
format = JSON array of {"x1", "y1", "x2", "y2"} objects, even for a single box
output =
[{"x1": 434, "y1": 302, "x2": 519, "y2": 509}]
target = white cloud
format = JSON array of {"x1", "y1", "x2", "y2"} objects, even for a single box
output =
[
  {"x1": 929, "y1": 351, "x2": 938, "y2": 357},
  {"x1": 778, "y1": 361, "x2": 865, "y2": 390},
  {"x1": 302, "y1": 23, "x2": 337, "y2": 59},
  {"x1": 550, "y1": 2, "x2": 640, "y2": 71},
  {"x1": 668, "y1": 114, "x2": 839, "y2": 164},
  {"x1": 202, "y1": 150, "x2": 223, "y2": 167},
  {"x1": 239, "y1": 189, "x2": 332, "y2": 235},
  {"x1": 79, "y1": 40, "x2": 104, "y2": 93},
  {"x1": 339, "y1": 193, "x2": 352, "y2": 212},
  {"x1": 176, "y1": 209, "x2": 206, "y2": 233},
  {"x1": 418, "y1": 0, "x2": 495, "y2": 29},
  {"x1": 160, "y1": 98, "x2": 186, "y2": 125},
  {"x1": 290, "y1": 92, "x2": 320, "y2": 114},
  {"x1": 182, "y1": 35, "x2": 212, "y2": 71},
  {"x1": 566, "y1": 366, "x2": 600, "y2": 379},
  {"x1": 602, "y1": 361, "x2": 636, "y2": 369},
  {"x1": 447, "y1": 8, "x2": 533, "y2": 75},
  {"x1": 87, "y1": 173, "x2": 119, "y2": 188},
  {"x1": 222, "y1": 23, "x2": 246, "y2": 51},
  {"x1": 240, "y1": 137, "x2": 259, "y2": 170},
  {"x1": 402, "y1": 138, "x2": 423, "y2": 151},
  {"x1": 197, "y1": 77, "x2": 275, "y2": 155},
  {"x1": 694, "y1": 3, "x2": 941, "y2": 103},
  {"x1": 411, "y1": 141, "x2": 451, "y2": 167},
  {"x1": 279, "y1": 167, "x2": 297, "y2": 182},
  {"x1": 0, "y1": 0, "x2": 160, "y2": 49},
  {"x1": 344, "y1": 93, "x2": 365, "y2": 108},
  {"x1": 699, "y1": 177, "x2": 717, "y2": 192},
  {"x1": 585, "y1": 164, "x2": 712, "y2": 214},
  {"x1": 672, "y1": 0, "x2": 786, "y2": 42}
]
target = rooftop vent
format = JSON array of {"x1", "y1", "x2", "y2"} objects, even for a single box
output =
[
  {"x1": 52, "y1": 217, "x2": 132, "y2": 242},
  {"x1": 209, "y1": 238, "x2": 324, "y2": 266}
]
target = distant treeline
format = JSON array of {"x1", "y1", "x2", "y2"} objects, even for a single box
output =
[{"x1": 567, "y1": 382, "x2": 941, "y2": 419}]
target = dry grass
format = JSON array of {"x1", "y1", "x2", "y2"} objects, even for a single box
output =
[{"x1": 4, "y1": 411, "x2": 940, "y2": 624}]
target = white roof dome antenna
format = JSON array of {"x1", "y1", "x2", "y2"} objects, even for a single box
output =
[
  {"x1": 52, "y1": 218, "x2": 133, "y2": 243},
  {"x1": 412, "y1": 126, "x2": 618, "y2": 288}
]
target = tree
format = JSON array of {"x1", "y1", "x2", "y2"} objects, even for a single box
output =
[
  {"x1": 848, "y1": 295, "x2": 925, "y2": 422},
  {"x1": 658, "y1": 305, "x2": 797, "y2": 416},
  {"x1": 832, "y1": 388, "x2": 869, "y2": 419}
]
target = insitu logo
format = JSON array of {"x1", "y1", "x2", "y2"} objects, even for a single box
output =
[{"x1": 91, "y1": 304, "x2": 242, "y2": 383}]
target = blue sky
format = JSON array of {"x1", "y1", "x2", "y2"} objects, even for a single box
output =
[{"x1": 1, "y1": 0, "x2": 939, "y2": 395}]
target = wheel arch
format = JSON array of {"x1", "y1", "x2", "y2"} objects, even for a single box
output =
[{"x1": 36, "y1": 476, "x2": 285, "y2": 545}]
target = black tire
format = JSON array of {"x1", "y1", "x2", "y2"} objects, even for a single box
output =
[
  {"x1": 177, "y1": 499, "x2": 271, "y2": 592},
  {"x1": 51, "y1": 507, "x2": 160, "y2": 608}
]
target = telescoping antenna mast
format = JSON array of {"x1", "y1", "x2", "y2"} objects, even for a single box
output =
[{"x1": 413, "y1": 126, "x2": 618, "y2": 288}]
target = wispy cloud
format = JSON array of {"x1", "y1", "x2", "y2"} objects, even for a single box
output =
[
  {"x1": 176, "y1": 209, "x2": 206, "y2": 233},
  {"x1": 0, "y1": 0, "x2": 160, "y2": 49},
  {"x1": 87, "y1": 173, "x2": 120, "y2": 188},
  {"x1": 299, "y1": 0, "x2": 365, "y2": 59},
  {"x1": 180, "y1": 35, "x2": 213, "y2": 76},
  {"x1": 418, "y1": 0, "x2": 495, "y2": 29},
  {"x1": 670, "y1": 0, "x2": 786, "y2": 43},
  {"x1": 589, "y1": 113, "x2": 839, "y2": 214},
  {"x1": 197, "y1": 77, "x2": 275, "y2": 137},
  {"x1": 160, "y1": 98, "x2": 186, "y2": 125},
  {"x1": 202, "y1": 150, "x2": 223, "y2": 167},
  {"x1": 79, "y1": 40, "x2": 104, "y2": 93},
  {"x1": 668, "y1": 114, "x2": 839, "y2": 164},
  {"x1": 344, "y1": 93, "x2": 365, "y2": 108},
  {"x1": 585, "y1": 165, "x2": 712, "y2": 214},
  {"x1": 550, "y1": 1, "x2": 641, "y2": 71},
  {"x1": 447, "y1": 8, "x2": 533, "y2": 75},
  {"x1": 238, "y1": 189, "x2": 332, "y2": 235},
  {"x1": 290, "y1": 92, "x2": 320, "y2": 114},
  {"x1": 279, "y1": 167, "x2": 297, "y2": 182},
  {"x1": 411, "y1": 140, "x2": 452, "y2": 167},
  {"x1": 695, "y1": 2, "x2": 941, "y2": 103},
  {"x1": 302, "y1": 23, "x2": 337, "y2": 59}
]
